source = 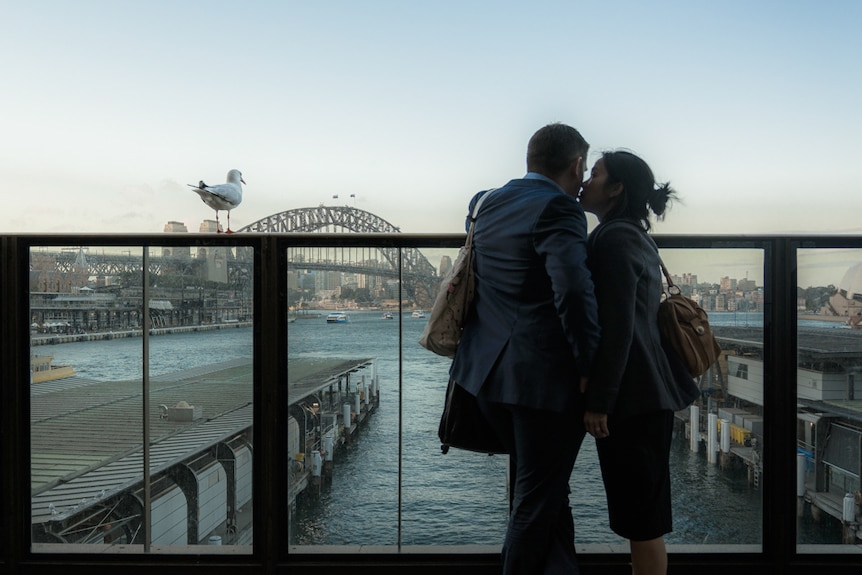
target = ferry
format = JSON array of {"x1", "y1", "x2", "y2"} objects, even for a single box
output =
[
  {"x1": 326, "y1": 312, "x2": 350, "y2": 323},
  {"x1": 30, "y1": 354, "x2": 75, "y2": 383},
  {"x1": 411, "y1": 310, "x2": 426, "y2": 319}
]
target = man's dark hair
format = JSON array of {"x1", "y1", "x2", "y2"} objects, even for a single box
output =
[{"x1": 526, "y1": 123, "x2": 589, "y2": 177}]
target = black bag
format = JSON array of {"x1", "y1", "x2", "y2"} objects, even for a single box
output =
[{"x1": 438, "y1": 379, "x2": 506, "y2": 455}]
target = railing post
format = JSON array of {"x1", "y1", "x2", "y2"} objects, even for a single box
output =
[
  {"x1": 762, "y1": 236, "x2": 797, "y2": 570},
  {"x1": 1, "y1": 237, "x2": 27, "y2": 570},
  {"x1": 258, "y1": 236, "x2": 288, "y2": 568}
]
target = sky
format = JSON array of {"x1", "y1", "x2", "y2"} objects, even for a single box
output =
[{"x1": 3, "y1": 1, "x2": 862, "y2": 285}]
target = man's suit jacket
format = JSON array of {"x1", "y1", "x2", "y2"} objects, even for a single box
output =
[
  {"x1": 449, "y1": 177, "x2": 600, "y2": 413},
  {"x1": 583, "y1": 219, "x2": 691, "y2": 421}
]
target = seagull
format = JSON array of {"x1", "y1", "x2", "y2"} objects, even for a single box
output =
[{"x1": 188, "y1": 169, "x2": 245, "y2": 233}]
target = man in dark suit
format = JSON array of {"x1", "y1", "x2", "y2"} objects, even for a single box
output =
[{"x1": 450, "y1": 123, "x2": 600, "y2": 574}]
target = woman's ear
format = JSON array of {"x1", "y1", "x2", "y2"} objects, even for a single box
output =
[{"x1": 608, "y1": 182, "x2": 624, "y2": 198}]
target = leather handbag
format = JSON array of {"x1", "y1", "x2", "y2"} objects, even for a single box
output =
[
  {"x1": 419, "y1": 189, "x2": 497, "y2": 357},
  {"x1": 658, "y1": 260, "x2": 721, "y2": 378}
]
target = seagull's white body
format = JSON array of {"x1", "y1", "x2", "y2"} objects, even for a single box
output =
[{"x1": 188, "y1": 169, "x2": 244, "y2": 232}]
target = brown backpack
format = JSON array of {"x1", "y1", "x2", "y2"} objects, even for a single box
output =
[{"x1": 657, "y1": 262, "x2": 721, "y2": 377}]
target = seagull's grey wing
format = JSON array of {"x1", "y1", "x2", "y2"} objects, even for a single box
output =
[
  {"x1": 208, "y1": 184, "x2": 240, "y2": 204},
  {"x1": 200, "y1": 183, "x2": 242, "y2": 209}
]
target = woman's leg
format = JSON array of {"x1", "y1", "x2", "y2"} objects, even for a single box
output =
[{"x1": 630, "y1": 537, "x2": 667, "y2": 575}]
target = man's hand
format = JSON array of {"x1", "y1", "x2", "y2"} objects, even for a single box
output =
[{"x1": 584, "y1": 411, "x2": 609, "y2": 439}]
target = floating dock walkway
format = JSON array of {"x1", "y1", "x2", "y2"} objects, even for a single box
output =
[{"x1": 31, "y1": 321, "x2": 254, "y2": 346}]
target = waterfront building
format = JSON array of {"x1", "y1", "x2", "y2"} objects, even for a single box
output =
[{"x1": 162, "y1": 221, "x2": 191, "y2": 259}]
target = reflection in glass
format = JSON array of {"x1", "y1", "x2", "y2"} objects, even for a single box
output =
[
  {"x1": 796, "y1": 248, "x2": 862, "y2": 549},
  {"x1": 643, "y1": 249, "x2": 764, "y2": 549},
  {"x1": 287, "y1": 246, "x2": 770, "y2": 551},
  {"x1": 30, "y1": 244, "x2": 253, "y2": 551},
  {"x1": 286, "y1": 244, "x2": 406, "y2": 547}
]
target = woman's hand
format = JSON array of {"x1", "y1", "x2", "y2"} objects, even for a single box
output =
[{"x1": 584, "y1": 411, "x2": 609, "y2": 439}]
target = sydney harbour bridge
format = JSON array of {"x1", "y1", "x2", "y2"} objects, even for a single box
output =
[
  {"x1": 36, "y1": 206, "x2": 442, "y2": 307},
  {"x1": 240, "y1": 206, "x2": 440, "y2": 305}
]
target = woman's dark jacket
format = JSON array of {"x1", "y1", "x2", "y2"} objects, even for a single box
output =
[{"x1": 584, "y1": 218, "x2": 692, "y2": 421}]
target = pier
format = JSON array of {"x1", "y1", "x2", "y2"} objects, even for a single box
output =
[
  {"x1": 287, "y1": 356, "x2": 381, "y2": 515},
  {"x1": 681, "y1": 323, "x2": 862, "y2": 545},
  {"x1": 684, "y1": 399, "x2": 862, "y2": 545},
  {"x1": 30, "y1": 354, "x2": 379, "y2": 547}
]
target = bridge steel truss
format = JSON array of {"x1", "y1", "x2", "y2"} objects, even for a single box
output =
[
  {"x1": 33, "y1": 248, "x2": 252, "y2": 290},
  {"x1": 240, "y1": 206, "x2": 440, "y2": 305}
]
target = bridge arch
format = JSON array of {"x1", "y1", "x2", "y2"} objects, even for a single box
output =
[
  {"x1": 239, "y1": 206, "x2": 439, "y2": 306},
  {"x1": 239, "y1": 205, "x2": 403, "y2": 234}
]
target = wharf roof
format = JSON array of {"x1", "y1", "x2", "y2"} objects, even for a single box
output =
[
  {"x1": 287, "y1": 357, "x2": 374, "y2": 406},
  {"x1": 798, "y1": 398, "x2": 862, "y2": 425},
  {"x1": 31, "y1": 358, "x2": 254, "y2": 522},
  {"x1": 714, "y1": 325, "x2": 862, "y2": 361},
  {"x1": 716, "y1": 324, "x2": 862, "y2": 425},
  {"x1": 31, "y1": 355, "x2": 374, "y2": 524}
]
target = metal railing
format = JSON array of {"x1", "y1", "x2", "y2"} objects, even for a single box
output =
[{"x1": 2, "y1": 232, "x2": 862, "y2": 574}]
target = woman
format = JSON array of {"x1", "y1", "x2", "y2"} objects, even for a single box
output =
[{"x1": 578, "y1": 150, "x2": 686, "y2": 575}]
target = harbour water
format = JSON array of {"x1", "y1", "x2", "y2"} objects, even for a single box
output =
[{"x1": 36, "y1": 312, "x2": 843, "y2": 547}]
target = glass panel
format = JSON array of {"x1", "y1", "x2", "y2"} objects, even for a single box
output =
[
  {"x1": 287, "y1": 244, "x2": 403, "y2": 547},
  {"x1": 568, "y1": 248, "x2": 765, "y2": 551},
  {"x1": 30, "y1": 244, "x2": 254, "y2": 552},
  {"x1": 796, "y1": 248, "x2": 862, "y2": 551},
  {"x1": 286, "y1": 244, "x2": 510, "y2": 549},
  {"x1": 287, "y1": 244, "x2": 767, "y2": 552},
  {"x1": 400, "y1": 248, "x2": 507, "y2": 547}
]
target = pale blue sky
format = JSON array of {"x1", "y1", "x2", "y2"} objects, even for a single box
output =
[{"x1": 3, "y1": 1, "x2": 862, "y2": 283}]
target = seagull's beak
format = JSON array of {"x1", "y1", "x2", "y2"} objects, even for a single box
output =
[{"x1": 241, "y1": 178, "x2": 246, "y2": 184}]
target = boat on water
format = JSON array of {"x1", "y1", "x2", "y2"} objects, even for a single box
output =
[
  {"x1": 326, "y1": 312, "x2": 350, "y2": 323},
  {"x1": 411, "y1": 310, "x2": 426, "y2": 319},
  {"x1": 30, "y1": 354, "x2": 75, "y2": 383},
  {"x1": 382, "y1": 312, "x2": 394, "y2": 320}
]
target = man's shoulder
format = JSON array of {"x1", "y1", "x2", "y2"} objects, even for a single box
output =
[{"x1": 469, "y1": 179, "x2": 576, "y2": 220}]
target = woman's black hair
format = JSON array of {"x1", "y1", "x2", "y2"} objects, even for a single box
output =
[{"x1": 601, "y1": 150, "x2": 678, "y2": 231}]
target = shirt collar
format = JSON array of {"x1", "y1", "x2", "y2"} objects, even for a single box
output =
[{"x1": 524, "y1": 172, "x2": 565, "y2": 194}]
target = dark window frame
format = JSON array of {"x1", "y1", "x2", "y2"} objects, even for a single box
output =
[{"x1": 2, "y1": 233, "x2": 862, "y2": 574}]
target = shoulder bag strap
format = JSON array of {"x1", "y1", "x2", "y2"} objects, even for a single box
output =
[
  {"x1": 470, "y1": 188, "x2": 498, "y2": 221},
  {"x1": 465, "y1": 188, "x2": 498, "y2": 248}
]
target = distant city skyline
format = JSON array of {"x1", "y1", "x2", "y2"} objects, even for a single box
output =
[{"x1": 162, "y1": 209, "x2": 862, "y2": 290}]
